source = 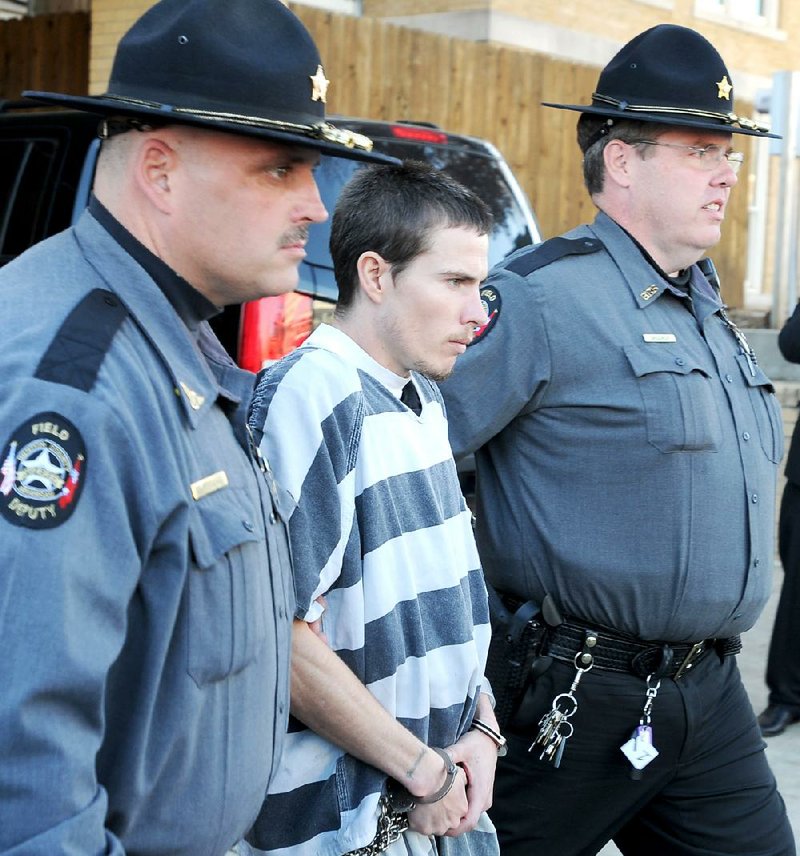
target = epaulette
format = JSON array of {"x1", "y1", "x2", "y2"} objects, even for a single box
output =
[
  {"x1": 505, "y1": 236, "x2": 603, "y2": 278},
  {"x1": 35, "y1": 288, "x2": 128, "y2": 392}
]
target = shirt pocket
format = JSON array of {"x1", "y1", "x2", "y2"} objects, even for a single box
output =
[
  {"x1": 735, "y1": 354, "x2": 784, "y2": 464},
  {"x1": 187, "y1": 485, "x2": 267, "y2": 686},
  {"x1": 624, "y1": 344, "x2": 722, "y2": 453}
]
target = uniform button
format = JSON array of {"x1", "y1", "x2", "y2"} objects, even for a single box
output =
[
  {"x1": 278, "y1": 703, "x2": 285, "y2": 715},
  {"x1": 742, "y1": 432, "x2": 750, "y2": 441},
  {"x1": 269, "y1": 513, "x2": 277, "y2": 524},
  {"x1": 754, "y1": 558, "x2": 761, "y2": 567},
  {"x1": 725, "y1": 374, "x2": 734, "y2": 383},
  {"x1": 751, "y1": 493, "x2": 758, "y2": 504},
  {"x1": 675, "y1": 357, "x2": 685, "y2": 366},
  {"x1": 278, "y1": 607, "x2": 285, "y2": 619},
  {"x1": 243, "y1": 520, "x2": 255, "y2": 532}
]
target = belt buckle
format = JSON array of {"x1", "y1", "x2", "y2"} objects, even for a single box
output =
[{"x1": 673, "y1": 641, "x2": 706, "y2": 680}]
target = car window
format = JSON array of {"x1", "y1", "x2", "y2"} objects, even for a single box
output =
[
  {"x1": 0, "y1": 137, "x2": 60, "y2": 264},
  {"x1": 301, "y1": 140, "x2": 535, "y2": 301}
]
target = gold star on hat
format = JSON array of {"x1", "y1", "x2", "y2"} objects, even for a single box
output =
[
  {"x1": 716, "y1": 75, "x2": 732, "y2": 100},
  {"x1": 310, "y1": 65, "x2": 330, "y2": 103}
]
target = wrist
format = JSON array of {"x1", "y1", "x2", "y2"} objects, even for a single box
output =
[
  {"x1": 402, "y1": 745, "x2": 447, "y2": 797},
  {"x1": 415, "y1": 748, "x2": 458, "y2": 804},
  {"x1": 470, "y1": 718, "x2": 508, "y2": 756},
  {"x1": 387, "y1": 747, "x2": 458, "y2": 812}
]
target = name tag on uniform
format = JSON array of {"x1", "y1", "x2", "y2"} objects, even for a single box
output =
[
  {"x1": 642, "y1": 333, "x2": 677, "y2": 343},
  {"x1": 191, "y1": 470, "x2": 229, "y2": 501}
]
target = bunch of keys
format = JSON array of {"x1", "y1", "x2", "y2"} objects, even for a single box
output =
[
  {"x1": 620, "y1": 674, "x2": 661, "y2": 780},
  {"x1": 529, "y1": 653, "x2": 593, "y2": 768}
]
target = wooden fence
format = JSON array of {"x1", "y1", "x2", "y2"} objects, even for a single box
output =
[
  {"x1": 0, "y1": 4, "x2": 753, "y2": 304},
  {"x1": 0, "y1": 11, "x2": 87, "y2": 103}
]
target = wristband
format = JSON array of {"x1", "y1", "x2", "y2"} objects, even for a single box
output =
[{"x1": 470, "y1": 718, "x2": 508, "y2": 757}]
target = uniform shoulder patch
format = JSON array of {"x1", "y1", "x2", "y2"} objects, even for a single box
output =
[
  {"x1": 469, "y1": 284, "x2": 502, "y2": 346},
  {"x1": 505, "y1": 236, "x2": 603, "y2": 279},
  {"x1": 0, "y1": 412, "x2": 87, "y2": 529}
]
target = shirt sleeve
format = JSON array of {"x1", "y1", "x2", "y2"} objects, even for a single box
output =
[
  {"x1": 0, "y1": 382, "x2": 144, "y2": 854},
  {"x1": 253, "y1": 352, "x2": 362, "y2": 621},
  {"x1": 778, "y1": 301, "x2": 800, "y2": 364}
]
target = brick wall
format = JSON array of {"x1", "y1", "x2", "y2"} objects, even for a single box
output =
[{"x1": 89, "y1": 0, "x2": 152, "y2": 95}]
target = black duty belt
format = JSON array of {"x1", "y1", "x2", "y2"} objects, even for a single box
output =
[{"x1": 544, "y1": 619, "x2": 742, "y2": 680}]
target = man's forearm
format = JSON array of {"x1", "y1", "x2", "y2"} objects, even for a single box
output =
[{"x1": 290, "y1": 619, "x2": 448, "y2": 798}]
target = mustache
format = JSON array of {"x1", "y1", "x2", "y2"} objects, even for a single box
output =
[{"x1": 280, "y1": 226, "x2": 310, "y2": 246}]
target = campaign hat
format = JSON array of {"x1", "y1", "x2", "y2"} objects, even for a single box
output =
[
  {"x1": 24, "y1": 0, "x2": 396, "y2": 162},
  {"x1": 543, "y1": 24, "x2": 777, "y2": 138}
]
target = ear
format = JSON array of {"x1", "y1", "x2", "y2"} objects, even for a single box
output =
[
  {"x1": 356, "y1": 251, "x2": 390, "y2": 305},
  {"x1": 134, "y1": 135, "x2": 178, "y2": 214},
  {"x1": 603, "y1": 138, "x2": 634, "y2": 188}
]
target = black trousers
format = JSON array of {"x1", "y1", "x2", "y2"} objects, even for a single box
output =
[
  {"x1": 490, "y1": 652, "x2": 795, "y2": 856},
  {"x1": 766, "y1": 480, "x2": 800, "y2": 711}
]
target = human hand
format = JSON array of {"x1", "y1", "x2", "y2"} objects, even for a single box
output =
[
  {"x1": 442, "y1": 728, "x2": 498, "y2": 836},
  {"x1": 406, "y1": 766, "x2": 468, "y2": 837}
]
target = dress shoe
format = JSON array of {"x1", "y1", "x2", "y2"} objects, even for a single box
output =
[{"x1": 758, "y1": 704, "x2": 800, "y2": 737}]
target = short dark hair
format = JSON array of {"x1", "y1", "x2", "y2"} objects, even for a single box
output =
[
  {"x1": 330, "y1": 160, "x2": 493, "y2": 311},
  {"x1": 577, "y1": 116, "x2": 667, "y2": 195}
]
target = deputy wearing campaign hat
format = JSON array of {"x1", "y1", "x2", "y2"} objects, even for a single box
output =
[
  {"x1": 440, "y1": 24, "x2": 795, "y2": 856},
  {"x1": 0, "y1": 1, "x2": 389, "y2": 854}
]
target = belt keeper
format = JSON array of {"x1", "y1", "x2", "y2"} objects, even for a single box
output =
[{"x1": 579, "y1": 630, "x2": 598, "y2": 667}]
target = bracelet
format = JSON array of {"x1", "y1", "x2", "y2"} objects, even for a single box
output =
[
  {"x1": 470, "y1": 718, "x2": 508, "y2": 757},
  {"x1": 415, "y1": 748, "x2": 459, "y2": 804}
]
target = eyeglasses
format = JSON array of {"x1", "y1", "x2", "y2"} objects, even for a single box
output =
[{"x1": 631, "y1": 140, "x2": 745, "y2": 175}]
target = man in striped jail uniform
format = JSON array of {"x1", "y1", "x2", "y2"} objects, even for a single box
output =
[{"x1": 246, "y1": 161, "x2": 502, "y2": 856}]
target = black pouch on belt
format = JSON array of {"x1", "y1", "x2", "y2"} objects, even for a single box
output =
[{"x1": 485, "y1": 586, "x2": 558, "y2": 729}]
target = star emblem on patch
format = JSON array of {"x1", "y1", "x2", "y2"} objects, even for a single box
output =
[
  {"x1": 716, "y1": 75, "x2": 732, "y2": 100},
  {"x1": 1, "y1": 412, "x2": 87, "y2": 529},
  {"x1": 310, "y1": 65, "x2": 330, "y2": 103}
]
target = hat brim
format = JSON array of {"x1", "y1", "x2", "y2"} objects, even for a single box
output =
[
  {"x1": 23, "y1": 90, "x2": 401, "y2": 164},
  {"x1": 542, "y1": 101, "x2": 780, "y2": 139}
]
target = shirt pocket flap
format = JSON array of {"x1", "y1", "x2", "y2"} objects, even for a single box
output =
[
  {"x1": 189, "y1": 485, "x2": 263, "y2": 570},
  {"x1": 623, "y1": 344, "x2": 720, "y2": 453},
  {"x1": 624, "y1": 343, "x2": 709, "y2": 379},
  {"x1": 186, "y1": 486, "x2": 269, "y2": 686}
]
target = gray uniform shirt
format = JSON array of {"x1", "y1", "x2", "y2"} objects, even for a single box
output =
[
  {"x1": 0, "y1": 211, "x2": 294, "y2": 855},
  {"x1": 440, "y1": 212, "x2": 782, "y2": 642}
]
